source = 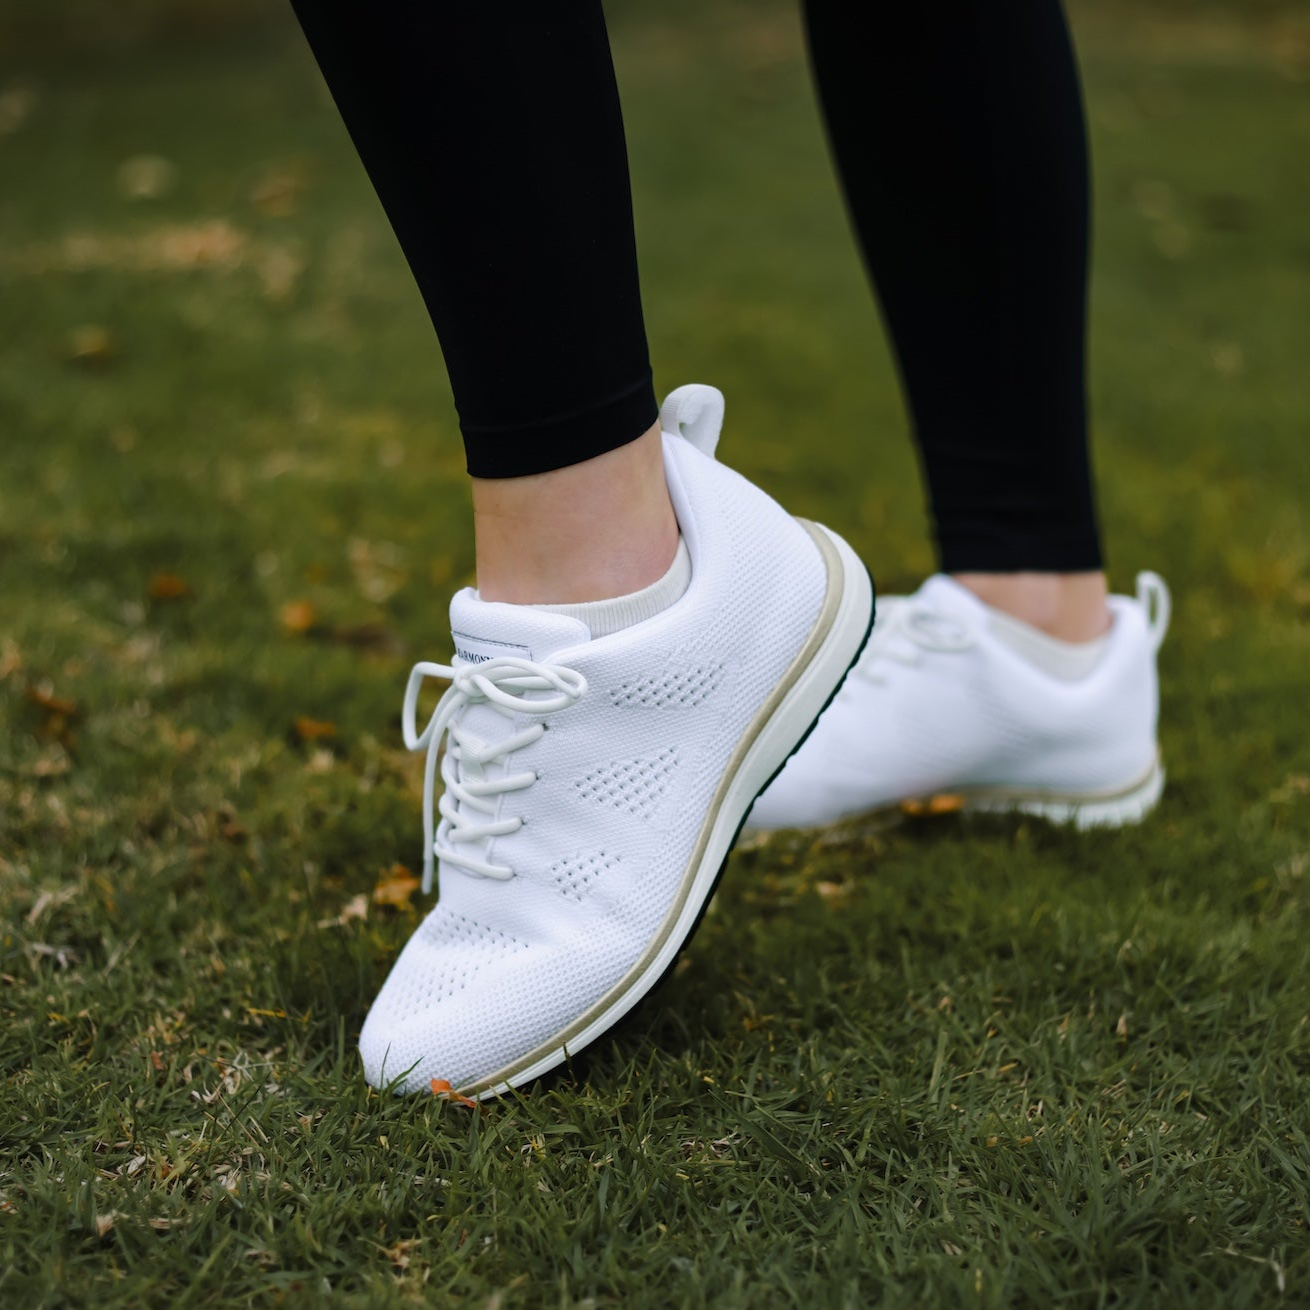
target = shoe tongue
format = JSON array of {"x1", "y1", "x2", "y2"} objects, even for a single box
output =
[
  {"x1": 916, "y1": 574, "x2": 987, "y2": 620},
  {"x1": 448, "y1": 588, "x2": 590, "y2": 665}
]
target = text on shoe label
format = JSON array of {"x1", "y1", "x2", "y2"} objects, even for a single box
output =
[{"x1": 452, "y1": 631, "x2": 534, "y2": 666}]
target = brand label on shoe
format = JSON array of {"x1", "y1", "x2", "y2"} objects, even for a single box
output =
[{"x1": 452, "y1": 630, "x2": 534, "y2": 666}]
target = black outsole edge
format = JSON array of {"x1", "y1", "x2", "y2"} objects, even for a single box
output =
[
  {"x1": 475, "y1": 567, "x2": 877, "y2": 1102},
  {"x1": 642, "y1": 565, "x2": 878, "y2": 1002}
]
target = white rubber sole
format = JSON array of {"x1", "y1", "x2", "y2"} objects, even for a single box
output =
[
  {"x1": 462, "y1": 521, "x2": 875, "y2": 1100},
  {"x1": 748, "y1": 753, "x2": 1166, "y2": 838},
  {"x1": 955, "y1": 754, "x2": 1166, "y2": 830}
]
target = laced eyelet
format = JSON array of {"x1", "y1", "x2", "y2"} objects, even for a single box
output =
[{"x1": 403, "y1": 655, "x2": 587, "y2": 891}]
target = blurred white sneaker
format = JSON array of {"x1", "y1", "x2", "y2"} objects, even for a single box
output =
[
  {"x1": 748, "y1": 571, "x2": 1170, "y2": 832},
  {"x1": 359, "y1": 385, "x2": 874, "y2": 1096}
]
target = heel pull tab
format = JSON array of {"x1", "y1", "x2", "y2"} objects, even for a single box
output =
[
  {"x1": 1135, "y1": 571, "x2": 1171, "y2": 652},
  {"x1": 659, "y1": 384, "x2": 725, "y2": 459}
]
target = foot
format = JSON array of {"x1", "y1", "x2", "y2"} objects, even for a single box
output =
[
  {"x1": 359, "y1": 385, "x2": 875, "y2": 1096},
  {"x1": 747, "y1": 571, "x2": 1170, "y2": 832}
]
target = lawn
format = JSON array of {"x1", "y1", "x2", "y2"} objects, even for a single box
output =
[{"x1": 2, "y1": 2, "x2": 1308, "y2": 1306}]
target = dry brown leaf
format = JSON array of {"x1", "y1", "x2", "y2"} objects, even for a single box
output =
[
  {"x1": 372, "y1": 864, "x2": 421, "y2": 910},
  {"x1": 279, "y1": 600, "x2": 317, "y2": 635},
  {"x1": 149, "y1": 572, "x2": 189, "y2": 600},
  {"x1": 382, "y1": 1238, "x2": 418, "y2": 1270},
  {"x1": 293, "y1": 716, "x2": 336, "y2": 743},
  {"x1": 26, "y1": 684, "x2": 77, "y2": 716},
  {"x1": 250, "y1": 163, "x2": 305, "y2": 217}
]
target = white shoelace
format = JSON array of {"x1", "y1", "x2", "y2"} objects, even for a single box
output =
[
  {"x1": 402, "y1": 657, "x2": 588, "y2": 892},
  {"x1": 854, "y1": 597, "x2": 974, "y2": 685}
]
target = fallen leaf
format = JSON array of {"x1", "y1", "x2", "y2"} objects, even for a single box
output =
[
  {"x1": 30, "y1": 747, "x2": 71, "y2": 778},
  {"x1": 67, "y1": 324, "x2": 115, "y2": 366},
  {"x1": 278, "y1": 599, "x2": 317, "y2": 635},
  {"x1": 373, "y1": 864, "x2": 421, "y2": 910},
  {"x1": 26, "y1": 684, "x2": 76, "y2": 716},
  {"x1": 813, "y1": 880, "x2": 848, "y2": 904},
  {"x1": 430, "y1": 1078, "x2": 478, "y2": 1108},
  {"x1": 900, "y1": 793, "x2": 964, "y2": 817},
  {"x1": 250, "y1": 162, "x2": 305, "y2": 217},
  {"x1": 316, "y1": 893, "x2": 367, "y2": 930},
  {"x1": 382, "y1": 1238, "x2": 418, "y2": 1270},
  {"x1": 26, "y1": 685, "x2": 79, "y2": 751},
  {"x1": 149, "y1": 572, "x2": 189, "y2": 600},
  {"x1": 219, "y1": 811, "x2": 247, "y2": 841},
  {"x1": 293, "y1": 716, "x2": 336, "y2": 743}
]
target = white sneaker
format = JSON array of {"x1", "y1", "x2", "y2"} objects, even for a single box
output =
[
  {"x1": 359, "y1": 385, "x2": 874, "y2": 1096},
  {"x1": 748, "y1": 571, "x2": 1170, "y2": 832}
]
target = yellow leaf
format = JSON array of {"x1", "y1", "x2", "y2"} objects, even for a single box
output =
[{"x1": 372, "y1": 864, "x2": 421, "y2": 910}]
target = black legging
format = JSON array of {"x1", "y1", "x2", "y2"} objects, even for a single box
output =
[{"x1": 288, "y1": 0, "x2": 1101, "y2": 574}]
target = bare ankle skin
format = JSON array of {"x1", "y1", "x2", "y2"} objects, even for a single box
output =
[
  {"x1": 472, "y1": 421, "x2": 677, "y2": 604},
  {"x1": 952, "y1": 571, "x2": 1112, "y2": 642}
]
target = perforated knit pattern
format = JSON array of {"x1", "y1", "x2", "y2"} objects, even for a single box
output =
[
  {"x1": 549, "y1": 851, "x2": 619, "y2": 902},
  {"x1": 404, "y1": 910, "x2": 525, "y2": 1011},
  {"x1": 573, "y1": 747, "x2": 678, "y2": 818},
  {"x1": 359, "y1": 411, "x2": 857, "y2": 1095},
  {"x1": 609, "y1": 663, "x2": 723, "y2": 710}
]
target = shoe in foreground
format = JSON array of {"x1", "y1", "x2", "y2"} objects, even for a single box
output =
[
  {"x1": 359, "y1": 384, "x2": 874, "y2": 1096},
  {"x1": 748, "y1": 571, "x2": 1170, "y2": 832}
]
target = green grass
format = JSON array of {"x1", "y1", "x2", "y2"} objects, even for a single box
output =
[{"x1": 3, "y1": 2, "x2": 1309, "y2": 1305}]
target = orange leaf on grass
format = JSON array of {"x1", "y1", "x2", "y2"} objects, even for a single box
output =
[
  {"x1": 279, "y1": 599, "x2": 317, "y2": 635},
  {"x1": 430, "y1": 1078, "x2": 478, "y2": 1108},
  {"x1": 372, "y1": 864, "x2": 421, "y2": 910},
  {"x1": 293, "y1": 716, "x2": 336, "y2": 742},
  {"x1": 26, "y1": 684, "x2": 77, "y2": 716},
  {"x1": 900, "y1": 793, "x2": 964, "y2": 818},
  {"x1": 149, "y1": 572, "x2": 189, "y2": 600}
]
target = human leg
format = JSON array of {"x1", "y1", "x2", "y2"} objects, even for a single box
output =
[
  {"x1": 289, "y1": 0, "x2": 673, "y2": 601},
  {"x1": 750, "y1": 0, "x2": 1169, "y2": 831},
  {"x1": 289, "y1": 2, "x2": 875, "y2": 1093},
  {"x1": 803, "y1": 0, "x2": 1108, "y2": 638}
]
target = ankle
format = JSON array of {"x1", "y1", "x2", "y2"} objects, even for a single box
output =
[
  {"x1": 952, "y1": 571, "x2": 1112, "y2": 643},
  {"x1": 472, "y1": 422, "x2": 677, "y2": 604}
]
